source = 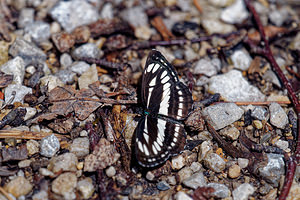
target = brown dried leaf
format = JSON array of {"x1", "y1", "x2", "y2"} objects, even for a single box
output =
[
  {"x1": 48, "y1": 118, "x2": 75, "y2": 134},
  {"x1": 105, "y1": 34, "x2": 131, "y2": 51},
  {"x1": 192, "y1": 187, "x2": 215, "y2": 200},
  {"x1": 247, "y1": 26, "x2": 288, "y2": 43},
  {"x1": 185, "y1": 108, "x2": 205, "y2": 132},
  {"x1": 0, "y1": 73, "x2": 13, "y2": 88},
  {"x1": 51, "y1": 32, "x2": 75, "y2": 53},
  {"x1": 84, "y1": 138, "x2": 120, "y2": 172},
  {"x1": 248, "y1": 56, "x2": 261, "y2": 75},
  {"x1": 2, "y1": 145, "x2": 28, "y2": 162}
]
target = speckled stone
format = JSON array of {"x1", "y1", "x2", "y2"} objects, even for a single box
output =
[
  {"x1": 76, "y1": 177, "x2": 95, "y2": 199},
  {"x1": 228, "y1": 164, "x2": 241, "y2": 178},
  {"x1": 207, "y1": 183, "x2": 231, "y2": 198},
  {"x1": 182, "y1": 171, "x2": 207, "y2": 189},
  {"x1": 4, "y1": 176, "x2": 33, "y2": 198},
  {"x1": 48, "y1": 153, "x2": 78, "y2": 173},
  {"x1": 69, "y1": 137, "x2": 90, "y2": 158},
  {"x1": 40, "y1": 134, "x2": 60, "y2": 158},
  {"x1": 26, "y1": 139, "x2": 40, "y2": 156},
  {"x1": 171, "y1": 155, "x2": 185, "y2": 170},
  {"x1": 232, "y1": 183, "x2": 255, "y2": 200},
  {"x1": 269, "y1": 103, "x2": 288, "y2": 129},
  {"x1": 52, "y1": 172, "x2": 77, "y2": 199},
  {"x1": 203, "y1": 153, "x2": 226, "y2": 173}
]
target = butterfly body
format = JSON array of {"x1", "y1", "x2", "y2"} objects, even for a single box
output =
[{"x1": 135, "y1": 50, "x2": 193, "y2": 167}]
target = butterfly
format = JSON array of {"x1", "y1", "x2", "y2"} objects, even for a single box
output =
[{"x1": 134, "y1": 50, "x2": 193, "y2": 167}]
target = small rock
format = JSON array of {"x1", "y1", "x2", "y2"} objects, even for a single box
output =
[
  {"x1": 221, "y1": 0, "x2": 249, "y2": 24},
  {"x1": 40, "y1": 134, "x2": 60, "y2": 158},
  {"x1": 184, "y1": 46, "x2": 199, "y2": 61},
  {"x1": 157, "y1": 181, "x2": 170, "y2": 191},
  {"x1": 60, "y1": 53, "x2": 73, "y2": 68},
  {"x1": 39, "y1": 168, "x2": 55, "y2": 177},
  {"x1": 171, "y1": 154, "x2": 185, "y2": 170},
  {"x1": 77, "y1": 177, "x2": 95, "y2": 199},
  {"x1": 72, "y1": 43, "x2": 103, "y2": 60},
  {"x1": 232, "y1": 183, "x2": 255, "y2": 200},
  {"x1": 5, "y1": 84, "x2": 32, "y2": 104},
  {"x1": 155, "y1": 46, "x2": 175, "y2": 63},
  {"x1": 166, "y1": 176, "x2": 177, "y2": 186},
  {"x1": 182, "y1": 171, "x2": 207, "y2": 189},
  {"x1": 40, "y1": 75, "x2": 64, "y2": 92},
  {"x1": 18, "y1": 8, "x2": 34, "y2": 28},
  {"x1": 269, "y1": 103, "x2": 288, "y2": 129},
  {"x1": 9, "y1": 37, "x2": 47, "y2": 66},
  {"x1": 258, "y1": 153, "x2": 285, "y2": 187},
  {"x1": 24, "y1": 21, "x2": 51, "y2": 43},
  {"x1": 263, "y1": 70, "x2": 281, "y2": 88},
  {"x1": 228, "y1": 164, "x2": 241, "y2": 178},
  {"x1": 18, "y1": 159, "x2": 31, "y2": 168},
  {"x1": 253, "y1": 120, "x2": 263, "y2": 129},
  {"x1": 70, "y1": 61, "x2": 91, "y2": 75},
  {"x1": 120, "y1": 6, "x2": 148, "y2": 27},
  {"x1": 204, "y1": 153, "x2": 226, "y2": 173},
  {"x1": 207, "y1": 183, "x2": 231, "y2": 198},
  {"x1": 134, "y1": 25, "x2": 152, "y2": 40},
  {"x1": 208, "y1": 70, "x2": 265, "y2": 101},
  {"x1": 78, "y1": 64, "x2": 98, "y2": 89},
  {"x1": 72, "y1": 26, "x2": 91, "y2": 44},
  {"x1": 193, "y1": 57, "x2": 221, "y2": 77},
  {"x1": 198, "y1": 141, "x2": 213, "y2": 161},
  {"x1": 1, "y1": 56, "x2": 25, "y2": 85},
  {"x1": 48, "y1": 153, "x2": 78, "y2": 173},
  {"x1": 203, "y1": 103, "x2": 244, "y2": 130},
  {"x1": 52, "y1": 172, "x2": 77, "y2": 200},
  {"x1": 219, "y1": 126, "x2": 240, "y2": 140},
  {"x1": 251, "y1": 106, "x2": 269, "y2": 121},
  {"x1": 238, "y1": 158, "x2": 249, "y2": 169},
  {"x1": 69, "y1": 137, "x2": 89, "y2": 158},
  {"x1": 51, "y1": 32, "x2": 75, "y2": 53},
  {"x1": 230, "y1": 49, "x2": 252, "y2": 71},
  {"x1": 275, "y1": 139, "x2": 290, "y2": 152},
  {"x1": 269, "y1": 6, "x2": 289, "y2": 27},
  {"x1": 55, "y1": 69, "x2": 76, "y2": 84},
  {"x1": 32, "y1": 190, "x2": 48, "y2": 200},
  {"x1": 190, "y1": 162, "x2": 202, "y2": 173},
  {"x1": 49, "y1": 0, "x2": 99, "y2": 33},
  {"x1": 100, "y1": 3, "x2": 114, "y2": 19},
  {"x1": 202, "y1": 18, "x2": 235, "y2": 34},
  {"x1": 174, "y1": 191, "x2": 193, "y2": 200},
  {"x1": 178, "y1": 167, "x2": 193, "y2": 183},
  {"x1": 105, "y1": 166, "x2": 116, "y2": 177},
  {"x1": 4, "y1": 176, "x2": 33, "y2": 198},
  {"x1": 23, "y1": 107, "x2": 37, "y2": 121},
  {"x1": 146, "y1": 171, "x2": 155, "y2": 181},
  {"x1": 26, "y1": 139, "x2": 40, "y2": 156}
]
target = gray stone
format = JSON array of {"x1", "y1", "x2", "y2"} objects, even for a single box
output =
[
  {"x1": 178, "y1": 167, "x2": 193, "y2": 183},
  {"x1": 193, "y1": 57, "x2": 221, "y2": 77},
  {"x1": 40, "y1": 75, "x2": 64, "y2": 92},
  {"x1": 120, "y1": 6, "x2": 148, "y2": 27},
  {"x1": 263, "y1": 70, "x2": 281, "y2": 88},
  {"x1": 70, "y1": 61, "x2": 90, "y2": 75},
  {"x1": 174, "y1": 191, "x2": 193, "y2": 200},
  {"x1": 221, "y1": 0, "x2": 249, "y2": 24},
  {"x1": 219, "y1": 126, "x2": 240, "y2": 140},
  {"x1": 4, "y1": 176, "x2": 33, "y2": 198},
  {"x1": 101, "y1": 3, "x2": 114, "y2": 19},
  {"x1": 190, "y1": 162, "x2": 202, "y2": 173},
  {"x1": 24, "y1": 21, "x2": 51, "y2": 43},
  {"x1": 77, "y1": 177, "x2": 95, "y2": 200},
  {"x1": 171, "y1": 155, "x2": 185, "y2": 170},
  {"x1": 258, "y1": 153, "x2": 285, "y2": 187},
  {"x1": 230, "y1": 49, "x2": 252, "y2": 70},
  {"x1": 182, "y1": 172, "x2": 207, "y2": 189},
  {"x1": 198, "y1": 140, "x2": 213, "y2": 161},
  {"x1": 208, "y1": 70, "x2": 265, "y2": 101},
  {"x1": 232, "y1": 183, "x2": 255, "y2": 200},
  {"x1": 146, "y1": 171, "x2": 155, "y2": 181},
  {"x1": 202, "y1": 18, "x2": 235, "y2": 34},
  {"x1": 202, "y1": 103, "x2": 244, "y2": 130},
  {"x1": 1, "y1": 56, "x2": 25, "y2": 85},
  {"x1": 52, "y1": 172, "x2": 77, "y2": 199},
  {"x1": 207, "y1": 183, "x2": 231, "y2": 198},
  {"x1": 238, "y1": 158, "x2": 249, "y2": 169},
  {"x1": 49, "y1": 0, "x2": 99, "y2": 33},
  {"x1": 105, "y1": 166, "x2": 116, "y2": 177},
  {"x1": 9, "y1": 37, "x2": 47, "y2": 66},
  {"x1": 5, "y1": 84, "x2": 32, "y2": 104},
  {"x1": 251, "y1": 106, "x2": 269, "y2": 121},
  {"x1": 269, "y1": 6, "x2": 289, "y2": 27},
  {"x1": 18, "y1": 8, "x2": 34, "y2": 28},
  {"x1": 18, "y1": 159, "x2": 31, "y2": 168},
  {"x1": 32, "y1": 190, "x2": 48, "y2": 200},
  {"x1": 72, "y1": 43, "x2": 103, "y2": 60},
  {"x1": 157, "y1": 181, "x2": 170, "y2": 191},
  {"x1": 26, "y1": 139, "x2": 40, "y2": 156},
  {"x1": 55, "y1": 69, "x2": 76, "y2": 84},
  {"x1": 275, "y1": 139, "x2": 290, "y2": 152},
  {"x1": 195, "y1": 76, "x2": 209, "y2": 87},
  {"x1": 269, "y1": 103, "x2": 288, "y2": 129},
  {"x1": 23, "y1": 107, "x2": 37, "y2": 121},
  {"x1": 69, "y1": 137, "x2": 90, "y2": 158},
  {"x1": 40, "y1": 134, "x2": 60, "y2": 157},
  {"x1": 60, "y1": 53, "x2": 73, "y2": 69},
  {"x1": 204, "y1": 153, "x2": 226, "y2": 173},
  {"x1": 48, "y1": 153, "x2": 78, "y2": 173},
  {"x1": 39, "y1": 168, "x2": 55, "y2": 177},
  {"x1": 78, "y1": 64, "x2": 98, "y2": 89}
]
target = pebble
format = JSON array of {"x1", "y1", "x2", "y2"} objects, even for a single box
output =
[
  {"x1": 55, "y1": 69, "x2": 76, "y2": 84},
  {"x1": 40, "y1": 134, "x2": 60, "y2": 158},
  {"x1": 251, "y1": 106, "x2": 269, "y2": 121},
  {"x1": 258, "y1": 153, "x2": 285, "y2": 187},
  {"x1": 228, "y1": 164, "x2": 241, "y2": 178},
  {"x1": 174, "y1": 191, "x2": 193, "y2": 200},
  {"x1": 77, "y1": 177, "x2": 95, "y2": 199},
  {"x1": 69, "y1": 137, "x2": 90, "y2": 158},
  {"x1": 157, "y1": 181, "x2": 170, "y2": 191},
  {"x1": 18, "y1": 159, "x2": 31, "y2": 168},
  {"x1": 40, "y1": 75, "x2": 64, "y2": 92},
  {"x1": 208, "y1": 70, "x2": 265, "y2": 101},
  {"x1": 120, "y1": 6, "x2": 148, "y2": 27},
  {"x1": 52, "y1": 172, "x2": 77, "y2": 200},
  {"x1": 17, "y1": 8, "x2": 34, "y2": 28},
  {"x1": 32, "y1": 190, "x2": 48, "y2": 200},
  {"x1": 184, "y1": 46, "x2": 199, "y2": 61},
  {"x1": 221, "y1": 0, "x2": 249, "y2": 24},
  {"x1": 72, "y1": 43, "x2": 103, "y2": 60},
  {"x1": 198, "y1": 141, "x2": 213, "y2": 161},
  {"x1": 78, "y1": 64, "x2": 98, "y2": 89},
  {"x1": 269, "y1": 6, "x2": 289, "y2": 27},
  {"x1": 146, "y1": 171, "x2": 155, "y2": 181},
  {"x1": 24, "y1": 21, "x2": 51, "y2": 43},
  {"x1": 5, "y1": 84, "x2": 32, "y2": 104},
  {"x1": 201, "y1": 18, "x2": 235, "y2": 34},
  {"x1": 101, "y1": 3, "x2": 114, "y2": 19},
  {"x1": 230, "y1": 49, "x2": 252, "y2": 70},
  {"x1": 60, "y1": 53, "x2": 73, "y2": 68},
  {"x1": 171, "y1": 155, "x2": 185, "y2": 170},
  {"x1": 269, "y1": 103, "x2": 288, "y2": 129},
  {"x1": 275, "y1": 139, "x2": 290, "y2": 152},
  {"x1": 23, "y1": 107, "x2": 37, "y2": 121},
  {"x1": 50, "y1": 21, "x2": 61, "y2": 34},
  {"x1": 290, "y1": 32, "x2": 300, "y2": 50},
  {"x1": 9, "y1": 37, "x2": 47, "y2": 66},
  {"x1": 209, "y1": 0, "x2": 234, "y2": 7},
  {"x1": 207, "y1": 183, "x2": 231, "y2": 198},
  {"x1": 26, "y1": 139, "x2": 40, "y2": 156},
  {"x1": 219, "y1": 126, "x2": 240, "y2": 140},
  {"x1": 134, "y1": 25, "x2": 152, "y2": 40},
  {"x1": 48, "y1": 153, "x2": 78, "y2": 173},
  {"x1": 253, "y1": 120, "x2": 263, "y2": 129},
  {"x1": 1, "y1": 56, "x2": 25, "y2": 85},
  {"x1": 73, "y1": 26, "x2": 91, "y2": 44},
  {"x1": 166, "y1": 176, "x2": 177, "y2": 186},
  {"x1": 182, "y1": 171, "x2": 207, "y2": 189},
  {"x1": 263, "y1": 70, "x2": 281, "y2": 88},
  {"x1": 232, "y1": 183, "x2": 255, "y2": 200},
  {"x1": 4, "y1": 176, "x2": 33, "y2": 198},
  {"x1": 190, "y1": 162, "x2": 202, "y2": 173},
  {"x1": 193, "y1": 57, "x2": 221, "y2": 77},
  {"x1": 238, "y1": 158, "x2": 249, "y2": 169},
  {"x1": 202, "y1": 103, "x2": 244, "y2": 130},
  {"x1": 51, "y1": 32, "x2": 76, "y2": 53},
  {"x1": 70, "y1": 61, "x2": 91, "y2": 75},
  {"x1": 49, "y1": 0, "x2": 99, "y2": 33},
  {"x1": 204, "y1": 153, "x2": 226, "y2": 173},
  {"x1": 178, "y1": 167, "x2": 193, "y2": 183},
  {"x1": 39, "y1": 168, "x2": 55, "y2": 177},
  {"x1": 105, "y1": 166, "x2": 116, "y2": 177}
]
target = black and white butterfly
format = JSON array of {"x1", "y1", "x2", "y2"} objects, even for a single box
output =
[{"x1": 134, "y1": 50, "x2": 193, "y2": 167}]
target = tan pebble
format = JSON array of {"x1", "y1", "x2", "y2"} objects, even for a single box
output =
[{"x1": 228, "y1": 164, "x2": 241, "y2": 178}]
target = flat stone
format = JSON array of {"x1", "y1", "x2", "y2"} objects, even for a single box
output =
[
  {"x1": 32, "y1": 190, "x2": 48, "y2": 200},
  {"x1": 198, "y1": 141, "x2": 213, "y2": 161},
  {"x1": 202, "y1": 103, "x2": 244, "y2": 130},
  {"x1": 26, "y1": 139, "x2": 40, "y2": 156},
  {"x1": 238, "y1": 158, "x2": 249, "y2": 169},
  {"x1": 221, "y1": 0, "x2": 249, "y2": 24},
  {"x1": 52, "y1": 172, "x2": 77, "y2": 199},
  {"x1": 55, "y1": 69, "x2": 76, "y2": 84},
  {"x1": 72, "y1": 43, "x2": 103, "y2": 60},
  {"x1": 23, "y1": 107, "x2": 37, "y2": 121},
  {"x1": 49, "y1": 0, "x2": 99, "y2": 33},
  {"x1": 24, "y1": 21, "x2": 51, "y2": 43},
  {"x1": 178, "y1": 167, "x2": 193, "y2": 183},
  {"x1": 202, "y1": 18, "x2": 235, "y2": 34},
  {"x1": 78, "y1": 64, "x2": 98, "y2": 89},
  {"x1": 69, "y1": 137, "x2": 90, "y2": 158},
  {"x1": 174, "y1": 191, "x2": 193, "y2": 200},
  {"x1": 204, "y1": 153, "x2": 226, "y2": 173},
  {"x1": 232, "y1": 183, "x2": 255, "y2": 200},
  {"x1": 77, "y1": 177, "x2": 95, "y2": 199},
  {"x1": 171, "y1": 154, "x2": 185, "y2": 170},
  {"x1": 228, "y1": 164, "x2": 241, "y2": 178},
  {"x1": 5, "y1": 84, "x2": 32, "y2": 104},
  {"x1": 269, "y1": 6, "x2": 289, "y2": 27},
  {"x1": 18, "y1": 159, "x2": 31, "y2": 168},
  {"x1": 182, "y1": 171, "x2": 207, "y2": 189},
  {"x1": 120, "y1": 6, "x2": 148, "y2": 27},
  {"x1": 4, "y1": 176, "x2": 33, "y2": 198},
  {"x1": 208, "y1": 70, "x2": 265, "y2": 101},
  {"x1": 70, "y1": 61, "x2": 90, "y2": 75},
  {"x1": 48, "y1": 153, "x2": 78, "y2": 173},
  {"x1": 40, "y1": 75, "x2": 64, "y2": 92},
  {"x1": 40, "y1": 134, "x2": 60, "y2": 158},
  {"x1": 18, "y1": 8, "x2": 34, "y2": 28},
  {"x1": 100, "y1": 3, "x2": 114, "y2": 19},
  {"x1": 157, "y1": 181, "x2": 170, "y2": 191},
  {"x1": 134, "y1": 25, "x2": 152, "y2": 40},
  {"x1": 219, "y1": 126, "x2": 240, "y2": 140},
  {"x1": 207, "y1": 183, "x2": 231, "y2": 198},
  {"x1": 263, "y1": 70, "x2": 281, "y2": 88},
  {"x1": 1, "y1": 56, "x2": 25, "y2": 85},
  {"x1": 269, "y1": 103, "x2": 288, "y2": 129},
  {"x1": 60, "y1": 53, "x2": 73, "y2": 69},
  {"x1": 275, "y1": 139, "x2": 290, "y2": 152},
  {"x1": 251, "y1": 106, "x2": 269, "y2": 121},
  {"x1": 230, "y1": 49, "x2": 252, "y2": 70},
  {"x1": 193, "y1": 57, "x2": 221, "y2": 77},
  {"x1": 105, "y1": 166, "x2": 116, "y2": 177}
]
